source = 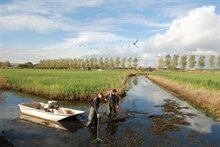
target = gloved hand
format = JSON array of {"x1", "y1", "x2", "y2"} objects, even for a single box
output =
[
  {"x1": 97, "y1": 113, "x2": 100, "y2": 118},
  {"x1": 116, "y1": 105, "x2": 119, "y2": 109}
]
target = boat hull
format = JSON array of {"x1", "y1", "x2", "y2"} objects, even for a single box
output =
[{"x1": 18, "y1": 102, "x2": 85, "y2": 122}]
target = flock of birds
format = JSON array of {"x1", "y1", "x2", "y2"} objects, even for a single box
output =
[{"x1": 72, "y1": 40, "x2": 139, "y2": 51}]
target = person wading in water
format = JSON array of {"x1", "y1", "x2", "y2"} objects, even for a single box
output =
[
  {"x1": 86, "y1": 93, "x2": 104, "y2": 127},
  {"x1": 106, "y1": 89, "x2": 119, "y2": 119}
]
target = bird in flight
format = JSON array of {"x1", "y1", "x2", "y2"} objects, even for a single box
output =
[{"x1": 133, "y1": 40, "x2": 139, "y2": 48}]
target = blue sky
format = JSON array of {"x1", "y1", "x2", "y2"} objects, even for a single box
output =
[{"x1": 0, "y1": 0, "x2": 220, "y2": 66}]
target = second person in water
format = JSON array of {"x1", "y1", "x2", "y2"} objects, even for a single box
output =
[{"x1": 106, "y1": 89, "x2": 119, "y2": 119}]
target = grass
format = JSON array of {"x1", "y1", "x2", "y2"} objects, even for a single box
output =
[
  {"x1": 0, "y1": 69, "x2": 132, "y2": 101},
  {"x1": 148, "y1": 70, "x2": 220, "y2": 120},
  {"x1": 151, "y1": 71, "x2": 220, "y2": 92}
]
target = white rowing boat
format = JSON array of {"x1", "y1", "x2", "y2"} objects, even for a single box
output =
[{"x1": 18, "y1": 101, "x2": 85, "y2": 122}]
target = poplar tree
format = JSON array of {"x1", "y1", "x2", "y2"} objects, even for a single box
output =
[
  {"x1": 198, "y1": 55, "x2": 205, "y2": 69},
  {"x1": 127, "y1": 57, "x2": 132, "y2": 68},
  {"x1": 209, "y1": 55, "x2": 215, "y2": 69},
  {"x1": 133, "y1": 57, "x2": 138, "y2": 69},
  {"x1": 165, "y1": 54, "x2": 171, "y2": 70},
  {"x1": 109, "y1": 57, "x2": 115, "y2": 69},
  {"x1": 98, "y1": 57, "x2": 104, "y2": 69},
  {"x1": 115, "y1": 57, "x2": 120, "y2": 68},
  {"x1": 218, "y1": 55, "x2": 220, "y2": 67},
  {"x1": 180, "y1": 55, "x2": 187, "y2": 71},
  {"x1": 104, "y1": 58, "x2": 109, "y2": 69},
  {"x1": 120, "y1": 57, "x2": 126, "y2": 69},
  {"x1": 171, "y1": 55, "x2": 179, "y2": 70},
  {"x1": 157, "y1": 57, "x2": 164, "y2": 70},
  {"x1": 189, "y1": 55, "x2": 196, "y2": 70}
]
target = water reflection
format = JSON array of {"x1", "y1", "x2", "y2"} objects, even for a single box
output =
[
  {"x1": 185, "y1": 115, "x2": 214, "y2": 133},
  {"x1": 106, "y1": 122, "x2": 119, "y2": 135},
  {"x1": 87, "y1": 126, "x2": 96, "y2": 140},
  {"x1": 58, "y1": 118, "x2": 84, "y2": 132},
  {"x1": 124, "y1": 76, "x2": 219, "y2": 135},
  {"x1": 20, "y1": 114, "x2": 84, "y2": 133},
  {"x1": 0, "y1": 90, "x2": 5, "y2": 104}
]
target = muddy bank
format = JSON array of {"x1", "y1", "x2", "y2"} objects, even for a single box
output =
[
  {"x1": 0, "y1": 72, "x2": 138, "y2": 102},
  {"x1": 148, "y1": 75, "x2": 220, "y2": 121}
]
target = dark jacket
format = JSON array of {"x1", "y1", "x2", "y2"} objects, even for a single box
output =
[
  {"x1": 92, "y1": 97, "x2": 101, "y2": 114},
  {"x1": 107, "y1": 93, "x2": 119, "y2": 106}
]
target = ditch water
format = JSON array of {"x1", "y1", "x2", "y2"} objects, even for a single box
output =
[{"x1": 0, "y1": 76, "x2": 220, "y2": 146}]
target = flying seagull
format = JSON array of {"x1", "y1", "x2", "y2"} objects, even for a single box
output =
[{"x1": 133, "y1": 40, "x2": 139, "y2": 48}]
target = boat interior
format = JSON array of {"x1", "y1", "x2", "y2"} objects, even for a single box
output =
[{"x1": 22, "y1": 102, "x2": 44, "y2": 109}]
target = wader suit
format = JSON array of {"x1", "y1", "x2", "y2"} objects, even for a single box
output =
[
  {"x1": 107, "y1": 93, "x2": 119, "y2": 119},
  {"x1": 86, "y1": 97, "x2": 100, "y2": 126}
]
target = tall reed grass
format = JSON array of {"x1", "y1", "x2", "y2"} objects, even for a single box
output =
[{"x1": 1, "y1": 69, "x2": 132, "y2": 101}]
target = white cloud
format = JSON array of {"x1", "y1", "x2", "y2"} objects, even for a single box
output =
[
  {"x1": 0, "y1": 0, "x2": 104, "y2": 15},
  {"x1": 0, "y1": 0, "x2": 171, "y2": 33},
  {"x1": 145, "y1": 5, "x2": 220, "y2": 55},
  {"x1": 133, "y1": 5, "x2": 220, "y2": 67},
  {"x1": 0, "y1": 14, "x2": 72, "y2": 33},
  {"x1": 93, "y1": 14, "x2": 170, "y2": 29},
  {"x1": 0, "y1": 0, "x2": 105, "y2": 33},
  {"x1": 163, "y1": 3, "x2": 198, "y2": 18},
  {"x1": 119, "y1": 14, "x2": 170, "y2": 28}
]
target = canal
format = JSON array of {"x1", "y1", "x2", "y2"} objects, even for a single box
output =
[{"x1": 0, "y1": 76, "x2": 220, "y2": 146}]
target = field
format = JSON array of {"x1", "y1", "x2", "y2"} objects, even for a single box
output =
[
  {"x1": 151, "y1": 71, "x2": 220, "y2": 91},
  {"x1": 0, "y1": 69, "x2": 131, "y2": 101}
]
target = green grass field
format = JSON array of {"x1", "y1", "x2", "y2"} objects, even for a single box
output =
[
  {"x1": 151, "y1": 71, "x2": 220, "y2": 91},
  {"x1": 0, "y1": 69, "x2": 130, "y2": 100}
]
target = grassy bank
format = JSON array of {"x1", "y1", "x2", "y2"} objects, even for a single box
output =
[
  {"x1": 151, "y1": 71, "x2": 220, "y2": 91},
  {"x1": 0, "y1": 69, "x2": 133, "y2": 101},
  {"x1": 148, "y1": 71, "x2": 220, "y2": 120}
]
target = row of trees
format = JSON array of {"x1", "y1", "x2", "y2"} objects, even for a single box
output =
[
  {"x1": 0, "y1": 61, "x2": 11, "y2": 68},
  {"x1": 37, "y1": 57, "x2": 139, "y2": 69},
  {"x1": 157, "y1": 54, "x2": 220, "y2": 71},
  {"x1": 0, "y1": 61, "x2": 35, "y2": 69}
]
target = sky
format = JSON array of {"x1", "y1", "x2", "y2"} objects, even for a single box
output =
[{"x1": 0, "y1": 0, "x2": 220, "y2": 67}]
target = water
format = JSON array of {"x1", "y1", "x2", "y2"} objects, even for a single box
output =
[{"x1": 0, "y1": 76, "x2": 220, "y2": 146}]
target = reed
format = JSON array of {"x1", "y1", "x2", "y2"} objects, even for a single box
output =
[{"x1": 1, "y1": 69, "x2": 133, "y2": 101}]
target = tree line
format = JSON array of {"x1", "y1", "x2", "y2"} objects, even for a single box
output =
[
  {"x1": 0, "y1": 61, "x2": 11, "y2": 68},
  {"x1": 157, "y1": 54, "x2": 220, "y2": 71},
  {"x1": 36, "y1": 57, "x2": 139, "y2": 69}
]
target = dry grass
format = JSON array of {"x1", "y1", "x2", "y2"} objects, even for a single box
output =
[{"x1": 148, "y1": 75, "x2": 220, "y2": 121}]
